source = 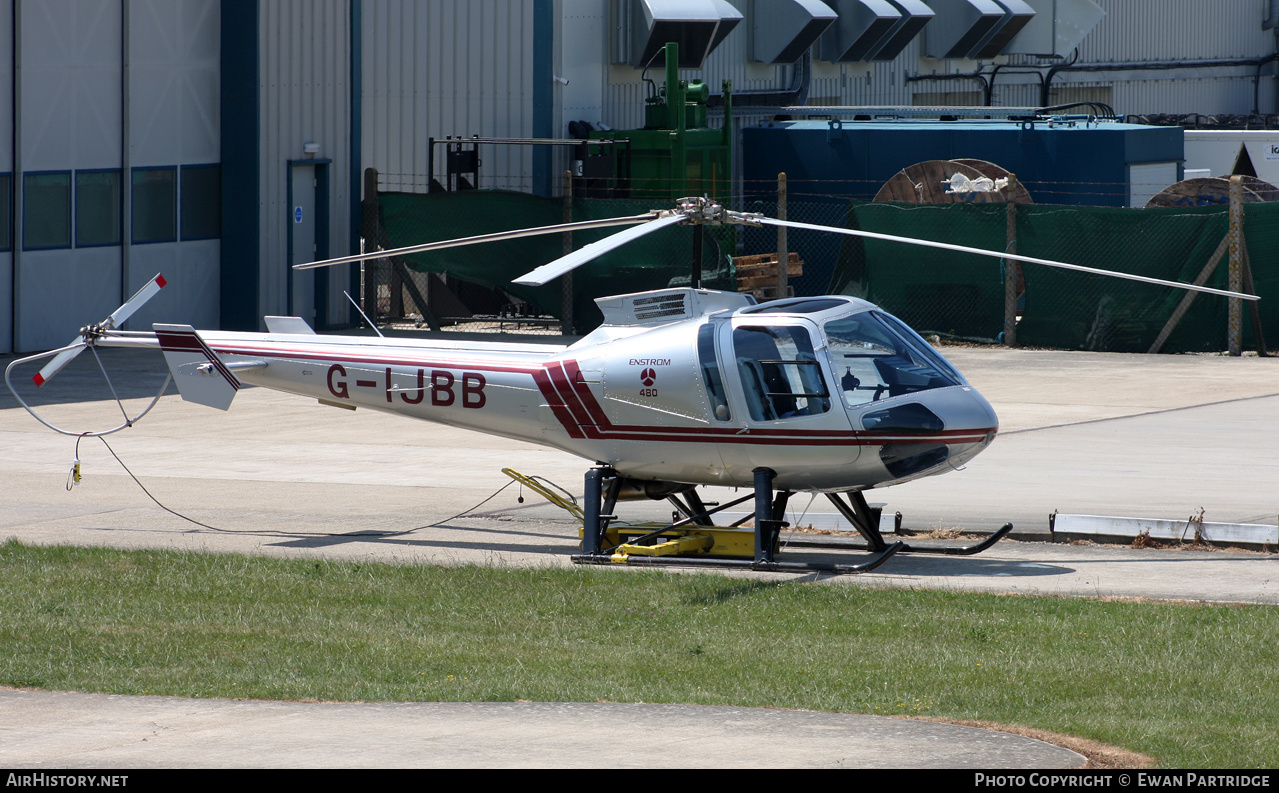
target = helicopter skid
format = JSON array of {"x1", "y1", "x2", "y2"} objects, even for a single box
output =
[
  {"x1": 782, "y1": 523, "x2": 1013, "y2": 556},
  {"x1": 571, "y1": 541, "x2": 903, "y2": 575},
  {"x1": 572, "y1": 522, "x2": 1008, "y2": 573}
]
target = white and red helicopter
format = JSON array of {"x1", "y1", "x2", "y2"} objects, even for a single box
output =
[{"x1": 6, "y1": 197, "x2": 1258, "y2": 574}]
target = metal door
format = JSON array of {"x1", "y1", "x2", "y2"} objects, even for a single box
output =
[{"x1": 289, "y1": 164, "x2": 316, "y2": 321}]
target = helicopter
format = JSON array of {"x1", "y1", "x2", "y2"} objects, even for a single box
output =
[{"x1": 6, "y1": 197, "x2": 1259, "y2": 575}]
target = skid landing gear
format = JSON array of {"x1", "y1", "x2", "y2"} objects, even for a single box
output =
[
  {"x1": 570, "y1": 467, "x2": 967, "y2": 576},
  {"x1": 800, "y1": 491, "x2": 1014, "y2": 556}
]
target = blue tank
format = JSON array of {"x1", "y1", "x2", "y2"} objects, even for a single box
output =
[{"x1": 742, "y1": 118, "x2": 1183, "y2": 207}]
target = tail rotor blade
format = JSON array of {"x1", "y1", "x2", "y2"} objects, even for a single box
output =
[
  {"x1": 33, "y1": 344, "x2": 87, "y2": 387},
  {"x1": 754, "y1": 217, "x2": 1260, "y2": 302},
  {"x1": 106, "y1": 273, "x2": 167, "y2": 330},
  {"x1": 33, "y1": 273, "x2": 167, "y2": 387}
]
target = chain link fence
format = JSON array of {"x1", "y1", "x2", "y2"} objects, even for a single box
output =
[{"x1": 358, "y1": 172, "x2": 1278, "y2": 354}]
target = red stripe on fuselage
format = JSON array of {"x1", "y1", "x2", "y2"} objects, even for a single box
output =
[
  {"x1": 204, "y1": 342, "x2": 546, "y2": 377},
  {"x1": 534, "y1": 358, "x2": 992, "y2": 445},
  {"x1": 545, "y1": 360, "x2": 600, "y2": 438},
  {"x1": 531, "y1": 368, "x2": 584, "y2": 439},
  {"x1": 199, "y1": 341, "x2": 994, "y2": 448}
]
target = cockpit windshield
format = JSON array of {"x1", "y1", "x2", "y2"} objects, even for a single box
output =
[{"x1": 823, "y1": 311, "x2": 964, "y2": 407}]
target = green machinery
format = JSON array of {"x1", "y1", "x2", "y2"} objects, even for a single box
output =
[{"x1": 587, "y1": 42, "x2": 732, "y2": 201}]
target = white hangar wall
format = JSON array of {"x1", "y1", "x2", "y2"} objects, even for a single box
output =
[
  {"x1": 0, "y1": 0, "x2": 11, "y2": 354},
  {"x1": 257, "y1": 0, "x2": 354, "y2": 329},
  {"x1": 1, "y1": 0, "x2": 220, "y2": 355},
  {"x1": 360, "y1": 0, "x2": 539, "y2": 193}
]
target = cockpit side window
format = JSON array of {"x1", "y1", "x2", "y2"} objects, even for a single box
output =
[
  {"x1": 732, "y1": 325, "x2": 830, "y2": 421},
  {"x1": 824, "y1": 313, "x2": 962, "y2": 407},
  {"x1": 697, "y1": 322, "x2": 731, "y2": 422}
]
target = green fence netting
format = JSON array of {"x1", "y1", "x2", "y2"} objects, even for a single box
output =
[
  {"x1": 830, "y1": 202, "x2": 1008, "y2": 341},
  {"x1": 1015, "y1": 204, "x2": 1231, "y2": 352},
  {"x1": 378, "y1": 189, "x2": 1277, "y2": 353},
  {"x1": 828, "y1": 201, "x2": 1277, "y2": 352},
  {"x1": 378, "y1": 190, "x2": 733, "y2": 330}
]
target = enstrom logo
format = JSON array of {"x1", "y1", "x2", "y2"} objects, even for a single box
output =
[{"x1": 640, "y1": 368, "x2": 656, "y2": 386}]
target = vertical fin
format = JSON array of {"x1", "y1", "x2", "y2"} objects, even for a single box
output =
[{"x1": 153, "y1": 324, "x2": 240, "y2": 411}]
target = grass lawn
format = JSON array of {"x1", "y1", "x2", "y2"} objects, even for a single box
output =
[{"x1": 1, "y1": 538, "x2": 1275, "y2": 768}]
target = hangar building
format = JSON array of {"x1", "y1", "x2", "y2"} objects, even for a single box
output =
[{"x1": 3, "y1": 0, "x2": 1278, "y2": 353}]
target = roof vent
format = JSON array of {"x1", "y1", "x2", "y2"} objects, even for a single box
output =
[
  {"x1": 616, "y1": 0, "x2": 743, "y2": 69},
  {"x1": 924, "y1": 0, "x2": 1008, "y2": 59},
  {"x1": 863, "y1": 0, "x2": 934, "y2": 61},
  {"x1": 1003, "y1": 0, "x2": 1104, "y2": 58},
  {"x1": 751, "y1": 0, "x2": 838, "y2": 65},
  {"x1": 818, "y1": 0, "x2": 900, "y2": 63},
  {"x1": 969, "y1": 0, "x2": 1035, "y2": 58}
]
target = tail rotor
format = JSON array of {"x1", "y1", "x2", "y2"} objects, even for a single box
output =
[{"x1": 32, "y1": 274, "x2": 166, "y2": 387}]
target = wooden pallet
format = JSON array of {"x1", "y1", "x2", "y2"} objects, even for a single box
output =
[{"x1": 734, "y1": 252, "x2": 802, "y2": 300}]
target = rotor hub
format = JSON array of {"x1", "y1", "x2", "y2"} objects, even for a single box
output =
[{"x1": 667, "y1": 196, "x2": 763, "y2": 227}]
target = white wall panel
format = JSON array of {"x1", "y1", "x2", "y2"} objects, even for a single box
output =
[
  {"x1": 17, "y1": 0, "x2": 123, "y2": 351},
  {"x1": 0, "y1": 0, "x2": 11, "y2": 171},
  {"x1": 131, "y1": 0, "x2": 220, "y2": 166},
  {"x1": 559, "y1": 4, "x2": 607, "y2": 127},
  {"x1": 363, "y1": 0, "x2": 535, "y2": 192},
  {"x1": 127, "y1": 0, "x2": 220, "y2": 336},
  {"x1": 259, "y1": 0, "x2": 352, "y2": 322},
  {"x1": 129, "y1": 240, "x2": 220, "y2": 331},
  {"x1": 7, "y1": 0, "x2": 221, "y2": 352},
  {"x1": 21, "y1": 0, "x2": 121, "y2": 171},
  {"x1": 1083, "y1": 0, "x2": 1274, "y2": 63},
  {"x1": 18, "y1": 248, "x2": 122, "y2": 352},
  {"x1": 0, "y1": 0, "x2": 12, "y2": 352}
]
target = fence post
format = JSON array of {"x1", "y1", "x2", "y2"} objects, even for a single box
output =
[
  {"x1": 561, "y1": 170, "x2": 574, "y2": 335},
  {"x1": 777, "y1": 172, "x2": 788, "y2": 299},
  {"x1": 1229, "y1": 175, "x2": 1243, "y2": 356},
  {"x1": 361, "y1": 167, "x2": 380, "y2": 327},
  {"x1": 1003, "y1": 173, "x2": 1019, "y2": 347}
]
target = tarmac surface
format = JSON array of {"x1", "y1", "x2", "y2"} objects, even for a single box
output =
[{"x1": 2, "y1": 343, "x2": 1278, "y2": 768}]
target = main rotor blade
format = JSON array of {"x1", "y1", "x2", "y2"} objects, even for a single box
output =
[
  {"x1": 34, "y1": 273, "x2": 167, "y2": 387},
  {"x1": 512, "y1": 214, "x2": 688, "y2": 286},
  {"x1": 293, "y1": 212, "x2": 664, "y2": 271},
  {"x1": 757, "y1": 217, "x2": 1260, "y2": 302}
]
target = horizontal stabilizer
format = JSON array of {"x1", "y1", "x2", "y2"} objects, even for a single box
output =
[
  {"x1": 154, "y1": 324, "x2": 240, "y2": 411},
  {"x1": 265, "y1": 316, "x2": 317, "y2": 334}
]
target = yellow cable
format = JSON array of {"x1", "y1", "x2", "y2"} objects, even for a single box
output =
[{"x1": 501, "y1": 468, "x2": 584, "y2": 524}]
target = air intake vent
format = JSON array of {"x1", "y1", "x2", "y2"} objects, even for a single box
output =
[
  {"x1": 594, "y1": 289, "x2": 755, "y2": 327},
  {"x1": 632, "y1": 292, "x2": 689, "y2": 320}
]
